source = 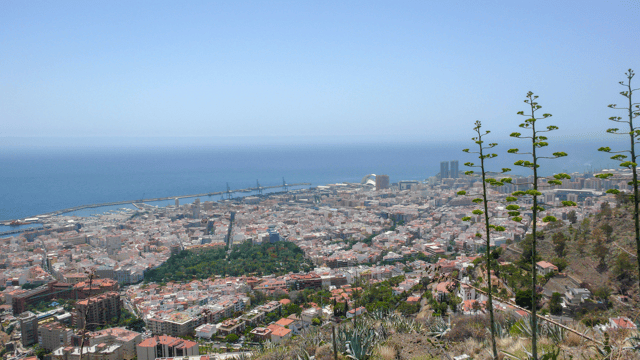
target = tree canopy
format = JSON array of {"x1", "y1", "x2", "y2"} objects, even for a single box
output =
[{"x1": 144, "y1": 241, "x2": 311, "y2": 282}]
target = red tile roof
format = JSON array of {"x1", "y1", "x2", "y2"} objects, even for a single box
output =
[{"x1": 275, "y1": 318, "x2": 294, "y2": 327}]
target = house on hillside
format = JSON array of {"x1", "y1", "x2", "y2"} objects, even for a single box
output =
[
  {"x1": 434, "y1": 281, "x2": 455, "y2": 302},
  {"x1": 461, "y1": 299, "x2": 484, "y2": 315},
  {"x1": 406, "y1": 296, "x2": 421, "y2": 305},
  {"x1": 609, "y1": 316, "x2": 637, "y2": 330},
  {"x1": 268, "y1": 325, "x2": 292, "y2": 343},
  {"x1": 564, "y1": 288, "x2": 591, "y2": 306},
  {"x1": 536, "y1": 261, "x2": 558, "y2": 276},
  {"x1": 458, "y1": 283, "x2": 476, "y2": 301},
  {"x1": 346, "y1": 306, "x2": 367, "y2": 319},
  {"x1": 249, "y1": 327, "x2": 272, "y2": 342}
]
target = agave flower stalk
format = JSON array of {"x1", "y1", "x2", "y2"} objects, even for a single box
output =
[
  {"x1": 457, "y1": 120, "x2": 512, "y2": 359},
  {"x1": 508, "y1": 92, "x2": 574, "y2": 360},
  {"x1": 597, "y1": 69, "x2": 640, "y2": 290}
]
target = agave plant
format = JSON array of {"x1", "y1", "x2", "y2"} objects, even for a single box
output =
[
  {"x1": 369, "y1": 308, "x2": 391, "y2": 321},
  {"x1": 335, "y1": 326, "x2": 352, "y2": 353},
  {"x1": 546, "y1": 323, "x2": 566, "y2": 344},
  {"x1": 264, "y1": 346, "x2": 290, "y2": 360},
  {"x1": 588, "y1": 332, "x2": 614, "y2": 359},
  {"x1": 299, "y1": 327, "x2": 325, "y2": 348},
  {"x1": 491, "y1": 320, "x2": 508, "y2": 339},
  {"x1": 345, "y1": 329, "x2": 376, "y2": 360},
  {"x1": 385, "y1": 312, "x2": 424, "y2": 334},
  {"x1": 624, "y1": 334, "x2": 640, "y2": 352},
  {"x1": 296, "y1": 349, "x2": 316, "y2": 360},
  {"x1": 498, "y1": 315, "x2": 518, "y2": 335},
  {"x1": 374, "y1": 322, "x2": 388, "y2": 341},
  {"x1": 426, "y1": 316, "x2": 450, "y2": 338},
  {"x1": 262, "y1": 340, "x2": 277, "y2": 350},
  {"x1": 514, "y1": 316, "x2": 566, "y2": 345},
  {"x1": 514, "y1": 316, "x2": 542, "y2": 338}
]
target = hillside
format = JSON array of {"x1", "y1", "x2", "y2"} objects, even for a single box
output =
[
  {"x1": 503, "y1": 200, "x2": 640, "y2": 313},
  {"x1": 144, "y1": 241, "x2": 312, "y2": 282}
]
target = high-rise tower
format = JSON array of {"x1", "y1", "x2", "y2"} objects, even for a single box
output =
[
  {"x1": 450, "y1": 160, "x2": 459, "y2": 178},
  {"x1": 193, "y1": 198, "x2": 201, "y2": 219},
  {"x1": 19, "y1": 311, "x2": 38, "y2": 346},
  {"x1": 440, "y1": 161, "x2": 449, "y2": 179}
]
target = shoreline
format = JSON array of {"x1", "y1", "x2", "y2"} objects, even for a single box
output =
[{"x1": 0, "y1": 182, "x2": 311, "y2": 224}]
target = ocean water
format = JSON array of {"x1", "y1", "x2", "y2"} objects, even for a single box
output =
[{"x1": 0, "y1": 139, "x2": 624, "y2": 222}]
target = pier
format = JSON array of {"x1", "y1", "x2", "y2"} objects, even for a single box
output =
[{"x1": 0, "y1": 182, "x2": 311, "y2": 226}]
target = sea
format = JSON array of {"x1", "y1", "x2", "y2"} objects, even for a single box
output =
[{"x1": 0, "y1": 137, "x2": 625, "y2": 226}]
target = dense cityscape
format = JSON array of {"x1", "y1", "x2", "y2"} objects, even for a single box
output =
[{"x1": 0, "y1": 163, "x2": 635, "y2": 359}]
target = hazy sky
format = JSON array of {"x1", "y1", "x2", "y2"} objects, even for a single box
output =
[{"x1": 2, "y1": 1, "x2": 639, "y2": 144}]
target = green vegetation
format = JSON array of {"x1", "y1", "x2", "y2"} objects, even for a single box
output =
[
  {"x1": 551, "y1": 232, "x2": 567, "y2": 258},
  {"x1": 597, "y1": 69, "x2": 640, "y2": 291},
  {"x1": 289, "y1": 288, "x2": 332, "y2": 306},
  {"x1": 225, "y1": 333, "x2": 239, "y2": 343},
  {"x1": 283, "y1": 303, "x2": 302, "y2": 317},
  {"x1": 117, "y1": 309, "x2": 146, "y2": 332},
  {"x1": 396, "y1": 301, "x2": 420, "y2": 315},
  {"x1": 515, "y1": 289, "x2": 534, "y2": 311},
  {"x1": 26, "y1": 298, "x2": 74, "y2": 313},
  {"x1": 21, "y1": 283, "x2": 40, "y2": 290},
  {"x1": 34, "y1": 344, "x2": 48, "y2": 360},
  {"x1": 549, "y1": 292, "x2": 562, "y2": 315},
  {"x1": 145, "y1": 240, "x2": 311, "y2": 282},
  {"x1": 357, "y1": 276, "x2": 403, "y2": 312}
]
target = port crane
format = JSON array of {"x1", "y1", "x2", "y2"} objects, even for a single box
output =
[
  {"x1": 135, "y1": 193, "x2": 145, "y2": 204},
  {"x1": 256, "y1": 180, "x2": 263, "y2": 195},
  {"x1": 226, "y1": 183, "x2": 233, "y2": 200},
  {"x1": 283, "y1": 177, "x2": 288, "y2": 192}
]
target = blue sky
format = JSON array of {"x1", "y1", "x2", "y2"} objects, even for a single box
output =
[{"x1": 1, "y1": 0, "x2": 639, "y2": 144}]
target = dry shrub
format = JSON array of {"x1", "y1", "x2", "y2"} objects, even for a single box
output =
[
  {"x1": 302, "y1": 344, "x2": 316, "y2": 356},
  {"x1": 315, "y1": 344, "x2": 334, "y2": 360},
  {"x1": 608, "y1": 328, "x2": 632, "y2": 344},
  {"x1": 445, "y1": 315, "x2": 489, "y2": 342},
  {"x1": 253, "y1": 347, "x2": 289, "y2": 360},
  {"x1": 502, "y1": 337, "x2": 528, "y2": 357},
  {"x1": 374, "y1": 344, "x2": 397, "y2": 360},
  {"x1": 459, "y1": 338, "x2": 485, "y2": 357},
  {"x1": 385, "y1": 333, "x2": 438, "y2": 359},
  {"x1": 564, "y1": 330, "x2": 583, "y2": 347}
]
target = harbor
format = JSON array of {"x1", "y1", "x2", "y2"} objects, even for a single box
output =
[{"x1": 0, "y1": 182, "x2": 311, "y2": 234}]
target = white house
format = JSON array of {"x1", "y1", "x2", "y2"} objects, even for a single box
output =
[
  {"x1": 346, "y1": 306, "x2": 367, "y2": 319},
  {"x1": 458, "y1": 283, "x2": 476, "y2": 301},
  {"x1": 564, "y1": 288, "x2": 591, "y2": 306},
  {"x1": 195, "y1": 324, "x2": 217, "y2": 339},
  {"x1": 301, "y1": 307, "x2": 323, "y2": 325}
]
